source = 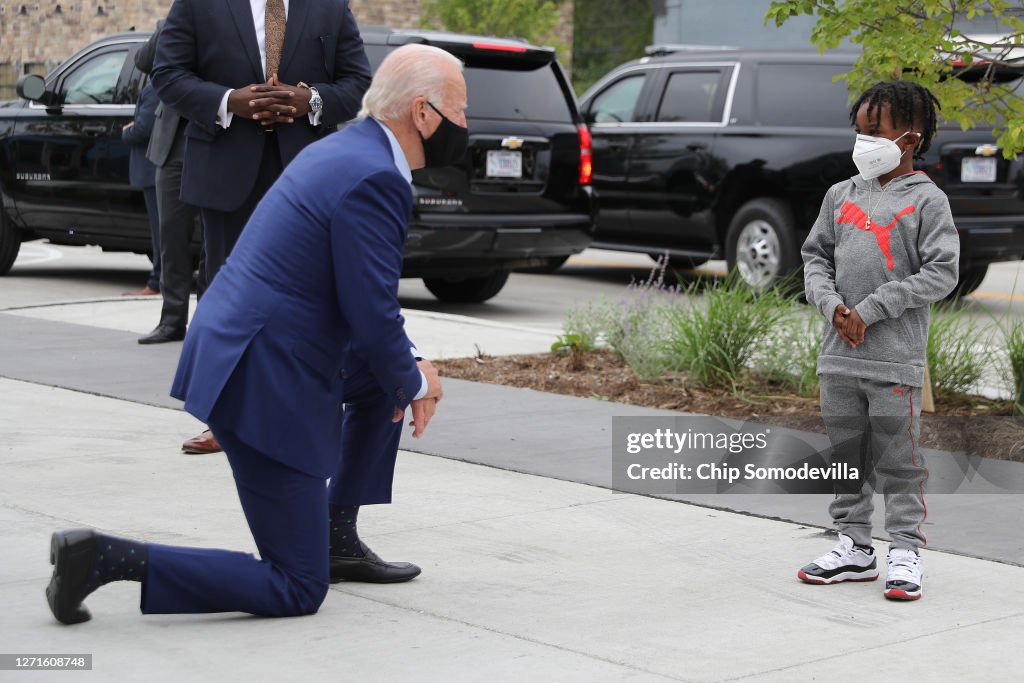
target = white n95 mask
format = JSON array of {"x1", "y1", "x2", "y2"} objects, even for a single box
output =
[{"x1": 852, "y1": 131, "x2": 914, "y2": 180}]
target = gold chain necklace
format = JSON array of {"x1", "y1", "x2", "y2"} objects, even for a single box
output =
[{"x1": 865, "y1": 180, "x2": 892, "y2": 230}]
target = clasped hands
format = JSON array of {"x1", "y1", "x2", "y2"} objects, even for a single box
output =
[
  {"x1": 227, "y1": 74, "x2": 312, "y2": 126},
  {"x1": 392, "y1": 360, "x2": 444, "y2": 439},
  {"x1": 833, "y1": 304, "x2": 867, "y2": 349}
]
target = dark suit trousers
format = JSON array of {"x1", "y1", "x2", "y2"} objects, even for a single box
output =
[
  {"x1": 200, "y1": 134, "x2": 284, "y2": 290},
  {"x1": 142, "y1": 428, "x2": 329, "y2": 616},
  {"x1": 143, "y1": 186, "x2": 161, "y2": 292},
  {"x1": 156, "y1": 133, "x2": 200, "y2": 330}
]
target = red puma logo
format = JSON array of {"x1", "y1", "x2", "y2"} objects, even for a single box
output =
[{"x1": 836, "y1": 201, "x2": 916, "y2": 270}]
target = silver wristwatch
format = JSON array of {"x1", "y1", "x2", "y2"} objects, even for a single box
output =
[
  {"x1": 299, "y1": 82, "x2": 323, "y2": 115},
  {"x1": 308, "y1": 86, "x2": 323, "y2": 115}
]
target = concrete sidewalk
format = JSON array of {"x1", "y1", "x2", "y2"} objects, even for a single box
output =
[{"x1": 1, "y1": 298, "x2": 1023, "y2": 681}]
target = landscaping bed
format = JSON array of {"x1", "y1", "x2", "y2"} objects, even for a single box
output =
[{"x1": 437, "y1": 349, "x2": 1024, "y2": 462}]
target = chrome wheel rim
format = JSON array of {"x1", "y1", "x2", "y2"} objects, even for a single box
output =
[{"x1": 735, "y1": 219, "x2": 781, "y2": 290}]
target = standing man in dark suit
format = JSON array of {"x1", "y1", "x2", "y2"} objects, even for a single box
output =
[
  {"x1": 135, "y1": 22, "x2": 202, "y2": 347},
  {"x1": 150, "y1": 0, "x2": 371, "y2": 287},
  {"x1": 151, "y1": 0, "x2": 372, "y2": 453},
  {"x1": 45, "y1": 44, "x2": 465, "y2": 623},
  {"x1": 120, "y1": 74, "x2": 161, "y2": 298}
]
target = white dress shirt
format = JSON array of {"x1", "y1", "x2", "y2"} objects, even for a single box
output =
[{"x1": 217, "y1": 0, "x2": 322, "y2": 128}]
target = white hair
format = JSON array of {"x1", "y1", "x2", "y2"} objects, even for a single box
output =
[{"x1": 358, "y1": 44, "x2": 464, "y2": 121}]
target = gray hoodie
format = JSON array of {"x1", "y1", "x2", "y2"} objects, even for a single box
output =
[{"x1": 802, "y1": 171, "x2": 960, "y2": 387}]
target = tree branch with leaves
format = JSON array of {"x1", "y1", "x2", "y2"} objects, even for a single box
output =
[
  {"x1": 766, "y1": 0, "x2": 1024, "y2": 156},
  {"x1": 421, "y1": 0, "x2": 567, "y2": 58}
]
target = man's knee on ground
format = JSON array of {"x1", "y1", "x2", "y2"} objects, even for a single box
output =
[{"x1": 268, "y1": 569, "x2": 329, "y2": 617}]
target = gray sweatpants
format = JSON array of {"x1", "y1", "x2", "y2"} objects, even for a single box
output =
[{"x1": 820, "y1": 374, "x2": 928, "y2": 550}]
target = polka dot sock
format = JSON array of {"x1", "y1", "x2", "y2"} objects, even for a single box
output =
[
  {"x1": 328, "y1": 505, "x2": 367, "y2": 558},
  {"x1": 84, "y1": 533, "x2": 148, "y2": 594}
]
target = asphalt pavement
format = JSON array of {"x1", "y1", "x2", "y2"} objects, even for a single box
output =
[{"x1": 1, "y1": 296, "x2": 1022, "y2": 682}]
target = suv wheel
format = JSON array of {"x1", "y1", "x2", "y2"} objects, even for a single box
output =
[
  {"x1": 725, "y1": 199, "x2": 800, "y2": 291},
  {"x1": 423, "y1": 271, "x2": 510, "y2": 303},
  {"x1": 0, "y1": 205, "x2": 21, "y2": 276},
  {"x1": 947, "y1": 265, "x2": 989, "y2": 299}
]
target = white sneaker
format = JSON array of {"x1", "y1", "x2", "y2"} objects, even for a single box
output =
[
  {"x1": 885, "y1": 548, "x2": 923, "y2": 601},
  {"x1": 798, "y1": 534, "x2": 879, "y2": 584}
]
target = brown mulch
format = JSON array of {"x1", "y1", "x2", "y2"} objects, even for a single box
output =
[{"x1": 436, "y1": 349, "x2": 1024, "y2": 462}]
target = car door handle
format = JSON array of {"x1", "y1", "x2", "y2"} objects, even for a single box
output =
[
  {"x1": 686, "y1": 143, "x2": 707, "y2": 151},
  {"x1": 82, "y1": 124, "x2": 109, "y2": 136}
]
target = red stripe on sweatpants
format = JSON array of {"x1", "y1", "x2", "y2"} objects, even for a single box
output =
[{"x1": 907, "y1": 386, "x2": 928, "y2": 546}]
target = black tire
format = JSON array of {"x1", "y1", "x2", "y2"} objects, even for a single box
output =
[
  {"x1": 724, "y1": 198, "x2": 801, "y2": 291},
  {"x1": 0, "y1": 205, "x2": 21, "y2": 276},
  {"x1": 947, "y1": 265, "x2": 989, "y2": 300},
  {"x1": 648, "y1": 253, "x2": 709, "y2": 270},
  {"x1": 423, "y1": 271, "x2": 510, "y2": 303}
]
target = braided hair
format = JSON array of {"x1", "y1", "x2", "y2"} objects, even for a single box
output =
[{"x1": 849, "y1": 80, "x2": 941, "y2": 158}]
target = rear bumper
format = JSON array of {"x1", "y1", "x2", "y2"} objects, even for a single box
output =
[
  {"x1": 956, "y1": 216, "x2": 1024, "y2": 265},
  {"x1": 401, "y1": 211, "x2": 596, "y2": 277}
]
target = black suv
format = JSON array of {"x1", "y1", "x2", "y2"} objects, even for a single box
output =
[
  {"x1": 0, "y1": 28, "x2": 595, "y2": 302},
  {"x1": 580, "y1": 47, "x2": 1024, "y2": 294}
]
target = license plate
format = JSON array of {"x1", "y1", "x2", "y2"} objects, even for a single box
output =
[
  {"x1": 486, "y1": 150, "x2": 522, "y2": 178},
  {"x1": 961, "y1": 156, "x2": 997, "y2": 183}
]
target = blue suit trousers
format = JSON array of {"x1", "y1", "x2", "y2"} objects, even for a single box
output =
[{"x1": 142, "y1": 362, "x2": 404, "y2": 616}]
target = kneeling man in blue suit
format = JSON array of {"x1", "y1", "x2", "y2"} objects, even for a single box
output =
[{"x1": 45, "y1": 44, "x2": 468, "y2": 623}]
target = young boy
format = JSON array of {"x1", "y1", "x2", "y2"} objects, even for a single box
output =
[{"x1": 799, "y1": 80, "x2": 960, "y2": 601}]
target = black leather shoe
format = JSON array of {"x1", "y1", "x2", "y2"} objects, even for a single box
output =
[
  {"x1": 329, "y1": 545, "x2": 421, "y2": 584},
  {"x1": 138, "y1": 325, "x2": 185, "y2": 345},
  {"x1": 46, "y1": 529, "x2": 98, "y2": 625}
]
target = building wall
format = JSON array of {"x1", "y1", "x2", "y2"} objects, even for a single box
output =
[{"x1": 651, "y1": 0, "x2": 817, "y2": 49}]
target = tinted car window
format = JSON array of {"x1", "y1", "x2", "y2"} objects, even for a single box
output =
[
  {"x1": 656, "y1": 69, "x2": 726, "y2": 122},
  {"x1": 61, "y1": 50, "x2": 129, "y2": 105},
  {"x1": 588, "y1": 74, "x2": 646, "y2": 123},
  {"x1": 363, "y1": 44, "x2": 572, "y2": 122},
  {"x1": 756, "y1": 63, "x2": 850, "y2": 127},
  {"x1": 463, "y1": 64, "x2": 571, "y2": 122}
]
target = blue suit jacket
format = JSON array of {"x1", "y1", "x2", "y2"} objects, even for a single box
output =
[
  {"x1": 151, "y1": 0, "x2": 371, "y2": 212},
  {"x1": 122, "y1": 83, "x2": 158, "y2": 188},
  {"x1": 171, "y1": 119, "x2": 422, "y2": 478}
]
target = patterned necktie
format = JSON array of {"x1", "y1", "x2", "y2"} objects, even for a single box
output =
[{"x1": 264, "y1": 0, "x2": 286, "y2": 80}]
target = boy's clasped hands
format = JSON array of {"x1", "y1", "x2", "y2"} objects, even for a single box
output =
[{"x1": 833, "y1": 304, "x2": 866, "y2": 349}]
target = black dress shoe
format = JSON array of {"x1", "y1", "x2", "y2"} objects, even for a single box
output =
[
  {"x1": 329, "y1": 545, "x2": 421, "y2": 584},
  {"x1": 138, "y1": 325, "x2": 185, "y2": 345},
  {"x1": 46, "y1": 529, "x2": 98, "y2": 625}
]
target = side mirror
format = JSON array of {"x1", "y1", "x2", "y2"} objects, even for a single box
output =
[{"x1": 16, "y1": 74, "x2": 48, "y2": 103}]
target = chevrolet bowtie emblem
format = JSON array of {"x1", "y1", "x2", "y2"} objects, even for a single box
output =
[
  {"x1": 501, "y1": 136, "x2": 525, "y2": 150},
  {"x1": 975, "y1": 144, "x2": 999, "y2": 157}
]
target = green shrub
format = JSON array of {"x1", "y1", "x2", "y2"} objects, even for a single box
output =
[
  {"x1": 666, "y1": 274, "x2": 791, "y2": 391},
  {"x1": 1000, "y1": 318, "x2": 1024, "y2": 411},
  {"x1": 927, "y1": 302, "x2": 990, "y2": 396},
  {"x1": 560, "y1": 259, "x2": 682, "y2": 381},
  {"x1": 756, "y1": 311, "x2": 822, "y2": 397}
]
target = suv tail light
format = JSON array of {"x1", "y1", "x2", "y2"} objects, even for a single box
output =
[
  {"x1": 471, "y1": 41, "x2": 528, "y2": 53},
  {"x1": 578, "y1": 124, "x2": 592, "y2": 186}
]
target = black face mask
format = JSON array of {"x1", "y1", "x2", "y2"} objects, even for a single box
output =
[{"x1": 420, "y1": 101, "x2": 469, "y2": 168}]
